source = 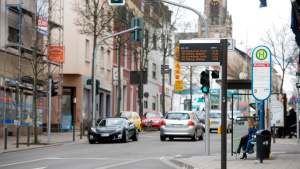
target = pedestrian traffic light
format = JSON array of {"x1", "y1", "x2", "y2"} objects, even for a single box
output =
[
  {"x1": 200, "y1": 70, "x2": 210, "y2": 94},
  {"x1": 211, "y1": 70, "x2": 219, "y2": 79},
  {"x1": 108, "y1": 0, "x2": 125, "y2": 6},
  {"x1": 51, "y1": 80, "x2": 58, "y2": 97},
  {"x1": 96, "y1": 80, "x2": 100, "y2": 95},
  {"x1": 131, "y1": 17, "x2": 143, "y2": 42}
]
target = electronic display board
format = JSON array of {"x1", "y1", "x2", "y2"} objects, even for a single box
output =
[{"x1": 179, "y1": 39, "x2": 221, "y2": 66}]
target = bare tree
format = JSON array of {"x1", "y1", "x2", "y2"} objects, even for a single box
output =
[{"x1": 260, "y1": 22, "x2": 298, "y2": 93}]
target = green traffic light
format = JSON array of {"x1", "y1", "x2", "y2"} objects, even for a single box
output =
[
  {"x1": 111, "y1": 0, "x2": 123, "y2": 3},
  {"x1": 202, "y1": 86, "x2": 208, "y2": 93}
]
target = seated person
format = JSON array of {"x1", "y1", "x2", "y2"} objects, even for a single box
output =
[{"x1": 244, "y1": 122, "x2": 260, "y2": 154}]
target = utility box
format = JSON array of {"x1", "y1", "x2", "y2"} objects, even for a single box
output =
[{"x1": 256, "y1": 130, "x2": 271, "y2": 158}]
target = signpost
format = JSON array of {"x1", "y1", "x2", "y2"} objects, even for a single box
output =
[{"x1": 252, "y1": 45, "x2": 272, "y2": 163}]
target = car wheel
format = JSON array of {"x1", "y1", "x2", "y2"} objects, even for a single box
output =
[
  {"x1": 89, "y1": 140, "x2": 95, "y2": 144},
  {"x1": 160, "y1": 136, "x2": 166, "y2": 141},
  {"x1": 191, "y1": 130, "x2": 198, "y2": 141},
  {"x1": 132, "y1": 129, "x2": 139, "y2": 141},
  {"x1": 198, "y1": 134, "x2": 203, "y2": 140},
  {"x1": 122, "y1": 130, "x2": 129, "y2": 143},
  {"x1": 169, "y1": 137, "x2": 174, "y2": 141}
]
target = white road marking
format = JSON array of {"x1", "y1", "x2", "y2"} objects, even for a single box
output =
[
  {"x1": 32, "y1": 167, "x2": 48, "y2": 169},
  {"x1": 0, "y1": 159, "x2": 45, "y2": 168},
  {"x1": 94, "y1": 157, "x2": 158, "y2": 169}
]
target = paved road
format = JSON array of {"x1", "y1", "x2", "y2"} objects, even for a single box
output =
[{"x1": 0, "y1": 131, "x2": 233, "y2": 169}]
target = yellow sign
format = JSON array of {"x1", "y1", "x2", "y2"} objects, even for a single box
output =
[
  {"x1": 175, "y1": 63, "x2": 180, "y2": 69},
  {"x1": 175, "y1": 80, "x2": 183, "y2": 85},
  {"x1": 175, "y1": 69, "x2": 180, "y2": 74},
  {"x1": 175, "y1": 85, "x2": 183, "y2": 91},
  {"x1": 175, "y1": 75, "x2": 180, "y2": 80},
  {"x1": 176, "y1": 46, "x2": 179, "y2": 52},
  {"x1": 175, "y1": 60, "x2": 179, "y2": 64}
]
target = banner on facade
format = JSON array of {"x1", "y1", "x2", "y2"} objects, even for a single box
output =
[
  {"x1": 37, "y1": 0, "x2": 48, "y2": 36},
  {"x1": 49, "y1": 46, "x2": 65, "y2": 63}
]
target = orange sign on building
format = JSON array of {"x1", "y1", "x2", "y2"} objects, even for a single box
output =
[{"x1": 49, "y1": 46, "x2": 65, "y2": 63}]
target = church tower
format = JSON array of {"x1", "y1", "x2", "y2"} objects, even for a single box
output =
[{"x1": 199, "y1": 0, "x2": 232, "y2": 38}]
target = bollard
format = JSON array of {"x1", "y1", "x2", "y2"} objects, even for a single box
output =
[
  {"x1": 4, "y1": 127, "x2": 7, "y2": 150},
  {"x1": 80, "y1": 122, "x2": 82, "y2": 140},
  {"x1": 150, "y1": 120, "x2": 153, "y2": 130},
  {"x1": 17, "y1": 126, "x2": 19, "y2": 148},
  {"x1": 147, "y1": 121, "x2": 149, "y2": 131},
  {"x1": 73, "y1": 123, "x2": 75, "y2": 141},
  {"x1": 27, "y1": 126, "x2": 30, "y2": 147},
  {"x1": 273, "y1": 124, "x2": 275, "y2": 143}
]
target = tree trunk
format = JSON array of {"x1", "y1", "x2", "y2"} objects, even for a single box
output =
[
  {"x1": 33, "y1": 24, "x2": 38, "y2": 144},
  {"x1": 162, "y1": 52, "x2": 166, "y2": 116}
]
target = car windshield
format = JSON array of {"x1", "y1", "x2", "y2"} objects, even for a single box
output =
[
  {"x1": 99, "y1": 119, "x2": 125, "y2": 127},
  {"x1": 120, "y1": 113, "x2": 132, "y2": 119},
  {"x1": 144, "y1": 113, "x2": 160, "y2": 118},
  {"x1": 210, "y1": 113, "x2": 221, "y2": 118},
  {"x1": 166, "y1": 113, "x2": 190, "y2": 120},
  {"x1": 233, "y1": 111, "x2": 242, "y2": 116},
  {"x1": 194, "y1": 111, "x2": 205, "y2": 117}
]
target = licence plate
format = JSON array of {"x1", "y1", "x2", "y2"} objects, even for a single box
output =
[
  {"x1": 100, "y1": 133, "x2": 109, "y2": 137},
  {"x1": 171, "y1": 124, "x2": 182, "y2": 128}
]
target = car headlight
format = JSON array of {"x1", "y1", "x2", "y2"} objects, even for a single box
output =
[
  {"x1": 237, "y1": 117, "x2": 241, "y2": 121},
  {"x1": 154, "y1": 121, "x2": 159, "y2": 123},
  {"x1": 116, "y1": 128, "x2": 123, "y2": 133},
  {"x1": 90, "y1": 128, "x2": 97, "y2": 133}
]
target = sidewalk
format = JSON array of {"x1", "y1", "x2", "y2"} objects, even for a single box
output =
[
  {"x1": 0, "y1": 131, "x2": 88, "y2": 153},
  {"x1": 169, "y1": 138, "x2": 300, "y2": 169}
]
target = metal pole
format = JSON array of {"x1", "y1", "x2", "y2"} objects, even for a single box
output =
[
  {"x1": 92, "y1": 27, "x2": 141, "y2": 127},
  {"x1": 231, "y1": 95, "x2": 233, "y2": 156},
  {"x1": 16, "y1": 126, "x2": 19, "y2": 148},
  {"x1": 297, "y1": 74, "x2": 299, "y2": 145},
  {"x1": 4, "y1": 127, "x2": 7, "y2": 150},
  {"x1": 27, "y1": 126, "x2": 30, "y2": 147},
  {"x1": 48, "y1": 77, "x2": 52, "y2": 143},
  {"x1": 73, "y1": 123, "x2": 75, "y2": 141},
  {"x1": 205, "y1": 93, "x2": 210, "y2": 155},
  {"x1": 152, "y1": 0, "x2": 208, "y2": 38},
  {"x1": 221, "y1": 39, "x2": 228, "y2": 169},
  {"x1": 273, "y1": 124, "x2": 275, "y2": 143},
  {"x1": 80, "y1": 122, "x2": 82, "y2": 139},
  {"x1": 260, "y1": 100, "x2": 263, "y2": 163}
]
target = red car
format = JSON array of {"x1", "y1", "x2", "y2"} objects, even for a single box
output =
[{"x1": 142, "y1": 111, "x2": 164, "y2": 130}]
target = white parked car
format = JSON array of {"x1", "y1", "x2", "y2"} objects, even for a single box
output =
[{"x1": 209, "y1": 110, "x2": 232, "y2": 133}]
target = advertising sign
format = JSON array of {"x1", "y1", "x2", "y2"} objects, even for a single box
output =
[
  {"x1": 269, "y1": 94, "x2": 284, "y2": 127},
  {"x1": 49, "y1": 46, "x2": 65, "y2": 63},
  {"x1": 252, "y1": 45, "x2": 271, "y2": 101},
  {"x1": 37, "y1": 0, "x2": 48, "y2": 36},
  {"x1": 179, "y1": 39, "x2": 221, "y2": 66}
]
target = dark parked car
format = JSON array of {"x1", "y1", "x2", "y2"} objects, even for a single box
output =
[{"x1": 88, "y1": 118, "x2": 139, "y2": 144}]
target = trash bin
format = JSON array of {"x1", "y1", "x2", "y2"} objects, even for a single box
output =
[{"x1": 256, "y1": 129, "x2": 271, "y2": 158}]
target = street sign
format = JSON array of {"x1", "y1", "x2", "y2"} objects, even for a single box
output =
[
  {"x1": 96, "y1": 74, "x2": 104, "y2": 78},
  {"x1": 175, "y1": 75, "x2": 180, "y2": 80},
  {"x1": 227, "y1": 38, "x2": 234, "y2": 51},
  {"x1": 175, "y1": 85, "x2": 183, "y2": 91},
  {"x1": 297, "y1": 83, "x2": 300, "y2": 88},
  {"x1": 175, "y1": 80, "x2": 183, "y2": 85},
  {"x1": 252, "y1": 45, "x2": 272, "y2": 101},
  {"x1": 179, "y1": 39, "x2": 221, "y2": 66},
  {"x1": 175, "y1": 69, "x2": 180, "y2": 74},
  {"x1": 161, "y1": 65, "x2": 169, "y2": 69},
  {"x1": 292, "y1": 95, "x2": 296, "y2": 101}
]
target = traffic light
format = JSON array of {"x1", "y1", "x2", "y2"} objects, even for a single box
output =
[
  {"x1": 131, "y1": 17, "x2": 143, "y2": 42},
  {"x1": 200, "y1": 70, "x2": 210, "y2": 94},
  {"x1": 51, "y1": 80, "x2": 58, "y2": 97},
  {"x1": 108, "y1": 0, "x2": 125, "y2": 6},
  {"x1": 96, "y1": 80, "x2": 100, "y2": 95},
  {"x1": 211, "y1": 70, "x2": 219, "y2": 79}
]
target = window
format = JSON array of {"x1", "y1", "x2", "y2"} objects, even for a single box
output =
[
  {"x1": 145, "y1": 29, "x2": 149, "y2": 48},
  {"x1": 152, "y1": 96, "x2": 156, "y2": 110},
  {"x1": 168, "y1": 42, "x2": 172, "y2": 55},
  {"x1": 131, "y1": 49, "x2": 134, "y2": 70},
  {"x1": 153, "y1": 35, "x2": 156, "y2": 50},
  {"x1": 130, "y1": 87, "x2": 133, "y2": 111},
  {"x1": 107, "y1": 50, "x2": 111, "y2": 70},
  {"x1": 133, "y1": 112, "x2": 139, "y2": 118},
  {"x1": 141, "y1": 2, "x2": 145, "y2": 12},
  {"x1": 116, "y1": 42, "x2": 119, "y2": 64},
  {"x1": 152, "y1": 63, "x2": 156, "y2": 78},
  {"x1": 100, "y1": 47, "x2": 104, "y2": 68},
  {"x1": 83, "y1": 89, "x2": 89, "y2": 119},
  {"x1": 169, "y1": 69, "x2": 172, "y2": 84},
  {"x1": 150, "y1": 8, "x2": 153, "y2": 17},
  {"x1": 85, "y1": 0, "x2": 89, "y2": 16},
  {"x1": 8, "y1": 27, "x2": 19, "y2": 42},
  {"x1": 85, "y1": 40, "x2": 89, "y2": 61},
  {"x1": 124, "y1": 44, "x2": 127, "y2": 68},
  {"x1": 144, "y1": 100, "x2": 148, "y2": 108}
]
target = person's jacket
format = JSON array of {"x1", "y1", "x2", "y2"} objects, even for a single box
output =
[{"x1": 247, "y1": 125, "x2": 257, "y2": 141}]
